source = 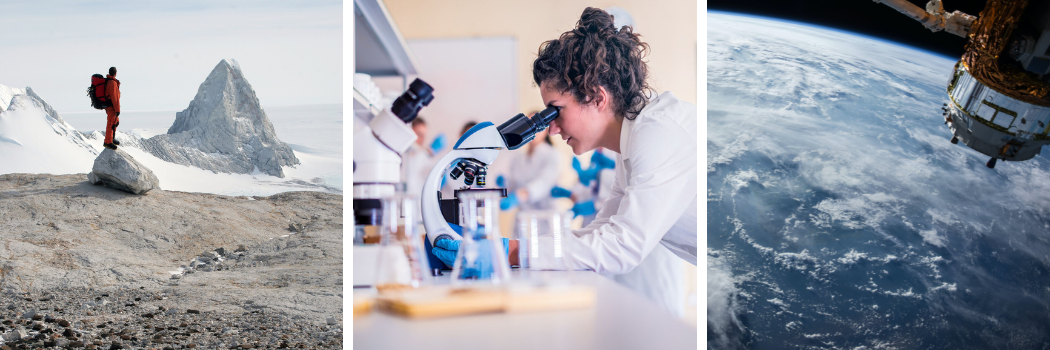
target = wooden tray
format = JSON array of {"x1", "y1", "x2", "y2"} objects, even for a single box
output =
[
  {"x1": 375, "y1": 284, "x2": 595, "y2": 319},
  {"x1": 353, "y1": 295, "x2": 374, "y2": 317}
]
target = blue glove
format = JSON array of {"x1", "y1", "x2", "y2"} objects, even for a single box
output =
[
  {"x1": 591, "y1": 151, "x2": 616, "y2": 170},
  {"x1": 571, "y1": 201, "x2": 596, "y2": 217},
  {"x1": 550, "y1": 186, "x2": 572, "y2": 198},
  {"x1": 431, "y1": 223, "x2": 466, "y2": 269},
  {"x1": 432, "y1": 238, "x2": 459, "y2": 270},
  {"x1": 432, "y1": 236, "x2": 510, "y2": 278},
  {"x1": 430, "y1": 133, "x2": 447, "y2": 153},
  {"x1": 500, "y1": 192, "x2": 519, "y2": 210},
  {"x1": 572, "y1": 157, "x2": 599, "y2": 186},
  {"x1": 496, "y1": 175, "x2": 506, "y2": 188}
]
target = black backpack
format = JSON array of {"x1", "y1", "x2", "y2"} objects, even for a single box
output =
[{"x1": 87, "y1": 74, "x2": 112, "y2": 110}]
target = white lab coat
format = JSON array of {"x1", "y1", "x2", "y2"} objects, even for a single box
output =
[
  {"x1": 504, "y1": 142, "x2": 562, "y2": 210},
  {"x1": 607, "y1": 244, "x2": 684, "y2": 317},
  {"x1": 532, "y1": 91, "x2": 698, "y2": 274},
  {"x1": 401, "y1": 142, "x2": 433, "y2": 199},
  {"x1": 581, "y1": 151, "x2": 685, "y2": 317}
]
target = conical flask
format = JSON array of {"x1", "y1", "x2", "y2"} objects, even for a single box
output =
[
  {"x1": 450, "y1": 190, "x2": 511, "y2": 286},
  {"x1": 375, "y1": 196, "x2": 430, "y2": 293},
  {"x1": 514, "y1": 210, "x2": 573, "y2": 270},
  {"x1": 512, "y1": 209, "x2": 575, "y2": 286}
]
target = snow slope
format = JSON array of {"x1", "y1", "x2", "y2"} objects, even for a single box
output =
[
  {"x1": 0, "y1": 85, "x2": 24, "y2": 113},
  {"x1": 0, "y1": 85, "x2": 98, "y2": 174},
  {"x1": 0, "y1": 83, "x2": 340, "y2": 196}
]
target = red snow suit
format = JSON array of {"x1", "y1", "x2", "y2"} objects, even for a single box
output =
[{"x1": 104, "y1": 75, "x2": 121, "y2": 145}]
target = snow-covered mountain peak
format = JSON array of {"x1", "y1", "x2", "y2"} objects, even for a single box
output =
[
  {"x1": 1, "y1": 85, "x2": 78, "y2": 135},
  {"x1": 0, "y1": 83, "x2": 99, "y2": 174},
  {"x1": 221, "y1": 58, "x2": 241, "y2": 70},
  {"x1": 0, "y1": 84, "x2": 27, "y2": 113},
  {"x1": 143, "y1": 59, "x2": 299, "y2": 178},
  {"x1": 168, "y1": 59, "x2": 251, "y2": 134}
]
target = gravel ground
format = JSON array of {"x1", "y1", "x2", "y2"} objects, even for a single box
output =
[
  {"x1": 0, "y1": 173, "x2": 343, "y2": 349},
  {"x1": 0, "y1": 287, "x2": 341, "y2": 349}
]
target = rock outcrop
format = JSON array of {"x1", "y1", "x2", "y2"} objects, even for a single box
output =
[
  {"x1": 87, "y1": 148, "x2": 160, "y2": 194},
  {"x1": 140, "y1": 59, "x2": 299, "y2": 177}
]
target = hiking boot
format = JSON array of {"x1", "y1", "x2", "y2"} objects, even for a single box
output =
[
  {"x1": 112, "y1": 140, "x2": 120, "y2": 146},
  {"x1": 104, "y1": 143, "x2": 117, "y2": 150}
]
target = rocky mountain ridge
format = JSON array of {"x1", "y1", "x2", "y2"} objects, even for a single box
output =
[{"x1": 141, "y1": 59, "x2": 299, "y2": 178}]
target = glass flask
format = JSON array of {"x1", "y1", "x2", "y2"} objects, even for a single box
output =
[
  {"x1": 514, "y1": 210, "x2": 574, "y2": 271},
  {"x1": 450, "y1": 189, "x2": 511, "y2": 286},
  {"x1": 374, "y1": 196, "x2": 430, "y2": 293}
]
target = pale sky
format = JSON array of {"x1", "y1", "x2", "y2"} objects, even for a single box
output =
[{"x1": 0, "y1": 1, "x2": 341, "y2": 113}]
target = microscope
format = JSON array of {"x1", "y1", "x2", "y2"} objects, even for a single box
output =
[
  {"x1": 353, "y1": 78, "x2": 434, "y2": 227},
  {"x1": 422, "y1": 107, "x2": 559, "y2": 246}
]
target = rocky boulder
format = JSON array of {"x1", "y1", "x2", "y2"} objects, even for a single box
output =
[{"x1": 87, "y1": 148, "x2": 161, "y2": 194}]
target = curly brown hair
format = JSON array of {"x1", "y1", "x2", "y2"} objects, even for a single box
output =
[{"x1": 533, "y1": 7, "x2": 652, "y2": 120}]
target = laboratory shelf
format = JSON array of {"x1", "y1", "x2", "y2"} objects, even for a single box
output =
[
  {"x1": 353, "y1": 88, "x2": 381, "y2": 118},
  {"x1": 354, "y1": 0, "x2": 419, "y2": 77}
]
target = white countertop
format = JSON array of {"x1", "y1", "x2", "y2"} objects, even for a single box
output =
[{"x1": 352, "y1": 270, "x2": 697, "y2": 350}]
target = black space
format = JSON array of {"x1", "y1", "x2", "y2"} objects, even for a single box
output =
[{"x1": 708, "y1": 0, "x2": 989, "y2": 59}]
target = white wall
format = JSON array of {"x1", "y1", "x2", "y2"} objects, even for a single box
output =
[
  {"x1": 374, "y1": 36, "x2": 522, "y2": 180},
  {"x1": 383, "y1": 0, "x2": 698, "y2": 113}
]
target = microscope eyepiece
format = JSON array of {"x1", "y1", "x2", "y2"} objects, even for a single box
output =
[
  {"x1": 534, "y1": 106, "x2": 559, "y2": 125},
  {"x1": 496, "y1": 106, "x2": 559, "y2": 150},
  {"x1": 391, "y1": 78, "x2": 435, "y2": 123}
]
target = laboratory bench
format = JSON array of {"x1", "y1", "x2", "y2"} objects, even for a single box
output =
[{"x1": 352, "y1": 270, "x2": 697, "y2": 350}]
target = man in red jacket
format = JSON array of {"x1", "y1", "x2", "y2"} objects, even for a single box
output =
[{"x1": 104, "y1": 66, "x2": 121, "y2": 150}]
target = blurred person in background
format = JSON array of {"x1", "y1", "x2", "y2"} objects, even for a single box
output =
[
  {"x1": 497, "y1": 114, "x2": 562, "y2": 211},
  {"x1": 551, "y1": 147, "x2": 616, "y2": 224},
  {"x1": 402, "y1": 117, "x2": 446, "y2": 199}
]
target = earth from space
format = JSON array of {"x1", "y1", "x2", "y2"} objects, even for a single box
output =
[{"x1": 707, "y1": 13, "x2": 1050, "y2": 350}]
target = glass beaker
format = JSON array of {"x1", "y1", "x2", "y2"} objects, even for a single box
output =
[
  {"x1": 515, "y1": 210, "x2": 574, "y2": 271},
  {"x1": 375, "y1": 196, "x2": 430, "y2": 293},
  {"x1": 450, "y1": 189, "x2": 511, "y2": 286}
]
